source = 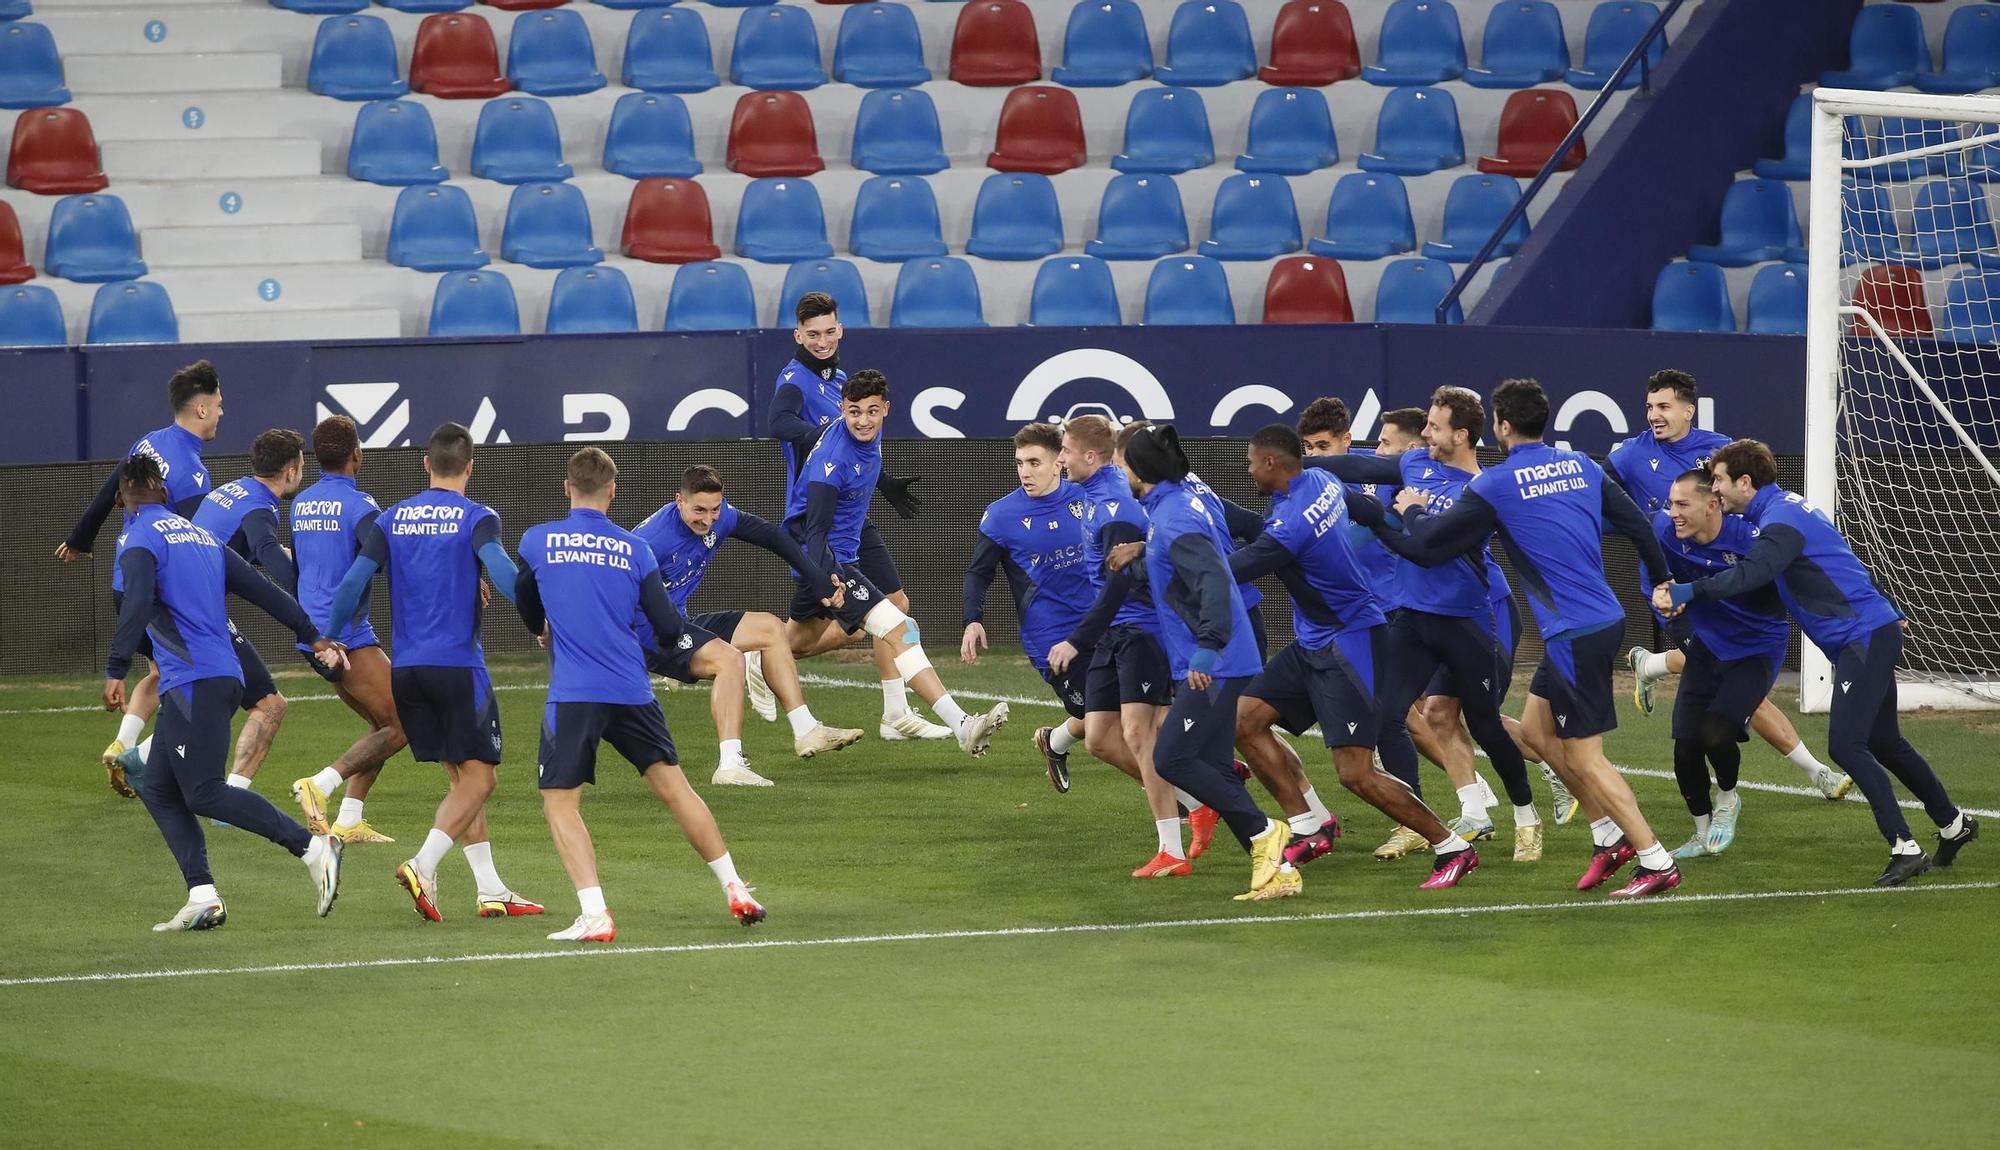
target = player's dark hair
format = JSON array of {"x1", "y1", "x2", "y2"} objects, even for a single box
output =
[
  {"x1": 1013, "y1": 422, "x2": 1063, "y2": 455},
  {"x1": 1124, "y1": 426, "x2": 1190, "y2": 485},
  {"x1": 250, "y1": 428, "x2": 304, "y2": 478},
  {"x1": 312, "y1": 415, "x2": 360, "y2": 472},
  {"x1": 567, "y1": 446, "x2": 618, "y2": 495},
  {"x1": 1297, "y1": 397, "x2": 1350, "y2": 438},
  {"x1": 1249, "y1": 423, "x2": 1303, "y2": 463},
  {"x1": 1431, "y1": 386, "x2": 1484, "y2": 438},
  {"x1": 1492, "y1": 378, "x2": 1549, "y2": 439},
  {"x1": 1115, "y1": 418, "x2": 1152, "y2": 454},
  {"x1": 680, "y1": 464, "x2": 725, "y2": 495},
  {"x1": 1711, "y1": 439, "x2": 1779, "y2": 489},
  {"x1": 1647, "y1": 368, "x2": 1698, "y2": 405},
  {"x1": 426, "y1": 422, "x2": 475, "y2": 478},
  {"x1": 1381, "y1": 407, "x2": 1426, "y2": 440},
  {"x1": 167, "y1": 360, "x2": 220, "y2": 412},
  {"x1": 795, "y1": 291, "x2": 838, "y2": 326},
  {"x1": 1063, "y1": 413, "x2": 1115, "y2": 456},
  {"x1": 120, "y1": 452, "x2": 165, "y2": 491},
  {"x1": 843, "y1": 368, "x2": 889, "y2": 403},
  {"x1": 1674, "y1": 467, "x2": 1716, "y2": 496}
]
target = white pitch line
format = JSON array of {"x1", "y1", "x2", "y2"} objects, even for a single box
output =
[{"x1": 1, "y1": 881, "x2": 1990, "y2": 990}]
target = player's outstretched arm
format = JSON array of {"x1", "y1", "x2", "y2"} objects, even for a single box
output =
[
  {"x1": 471, "y1": 517, "x2": 519, "y2": 604},
  {"x1": 1376, "y1": 490, "x2": 1499, "y2": 566},
  {"x1": 513, "y1": 556, "x2": 547, "y2": 635},
  {"x1": 1228, "y1": 534, "x2": 1294, "y2": 584},
  {"x1": 767, "y1": 382, "x2": 820, "y2": 450},
  {"x1": 875, "y1": 471, "x2": 922, "y2": 520},
  {"x1": 1216, "y1": 497, "x2": 1265, "y2": 544},
  {"x1": 105, "y1": 549, "x2": 157, "y2": 684},
  {"x1": 962, "y1": 534, "x2": 1004, "y2": 627},
  {"x1": 735, "y1": 509, "x2": 831, "y2": 584},
  {"x1": 637, "y1": 574, "x2": 692, "y2": 650},
  {"x1": 59, "y1": 468, "x2": 122, "y2": 560},
  {"x1": 223, "y1": 546, "x2": 324, "y2": 650},
  {"x1": 800, "y1": 481, "x2": 844, "y2": 574},
  {"x1": 325, "y1": 518, "x2": 387, "y2": 633},
  {"x1": 1600, "y1": 479, "x2": 1670, "y2": 586},
  {"x1": 1064, "y1": 521, "x2": 1144, "y2": 654},
  {"x1": 1670, "y1": 525, "x2": 1805, "y2": 608},
  {"x1": 1302, "y1": 453, "x2": 1402, "y2": 485},
  {"x1": 241, "y1": 507, "x2": 298, "y2": 595}
]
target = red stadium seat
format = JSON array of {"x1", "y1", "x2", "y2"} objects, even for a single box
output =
[
  {"x1": 987, "y1": 86, "x2": 1086, "y2": 174},
  {"x1": 1262, "y1": 256, "x2": 1351, "y2": 323},
  {"x1": 480, "y1": 0, "x2": 568, "y2": 11},
  {"x1": 1477, "y1": 89, "x2": 1584, "y2": 177},
  {"x1": 411, "y1": 14, "x2": 512, "y2": 99},
  {"x1": 8, "y1": 108, "x2": 109, "y2": 195},
  {"x1": 623, "y1": 178, "x2": 722, "y2": 264},
  {"x1": 950, "y1": 0, "x2": 1042, "y2": 86},
  {"x1": 1259, "y1": 1, "x2": 1362, "y2": 85},
  {"x1": 727, "y1": 90, "x2": 825, "y2": 177},
  {"x1": 0, "y1": 202, "x2": 34, "y2": 285},
  {"x1": 1849, "y1": 264, "x2": 1933, "y2": 339}
]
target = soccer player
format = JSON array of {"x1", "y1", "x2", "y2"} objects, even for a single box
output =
[
  {"x1": 766, "y1": 292, "x2": 940, "y2": 741},
  {"x1": 103, "y1": 454, "x2": 345, "y2": 931},
  {"x1": 288, "y1": 415, "x2": 404, "y2": 845},
  {"x1": 1659, "y1": 440, "x2": 1978, "y2": 885},
  {"x1": 515, "y1": 448, "x2": 766, "y2": 942},
  {"x1": 783, "y1": 370, "x2": 1010, "y2": 757},
  {"x1": 1369, "y1": 378, "x2": 1683, "y2": 897},
  {"x1": 59, "y1": 360, "x2": 222, "y2": 796},
  {"x1": 631, "y1": 463, "x2": 865, "y2": 786},
  {"x1": 1611, "y1": 370, "x2": 1850, "y2": 800},
  {"x1": 325, "y1": 422, "x2": 542, "y2": 921}
]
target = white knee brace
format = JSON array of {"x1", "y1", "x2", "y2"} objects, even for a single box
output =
[{"x1": 862, "y1": 602, "x2": 933, "y2": 678}]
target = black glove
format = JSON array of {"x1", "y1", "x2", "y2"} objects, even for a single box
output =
[
  {"x1": 879, "y1": 473, "x2": 923, "y2": 520},
  {"x1": 299, "y1": 647, "x2": 344, "y2": 684}
]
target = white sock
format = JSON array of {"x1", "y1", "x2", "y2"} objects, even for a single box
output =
[
  {"x1": 1694, "y1": 813, "x2": 1711, "y2": 837},
  {"x1": 136, "y1": 735, "x2": 152, "y2": 763},
  {"x1": 578, "y1": 885, "x2": 608, "y2": 917},
  {"x1": 932, "y1": 694, "x2": 969, "y2": 730},
  {"x1": 1456, "y1": 783, "x2": 1485, "y2": 821},
  {"x1": 1785, "y1": 742, "x2": 1831, "y2": 779},
  {"x1": 1434, "y1": 833, "x2": 1470, "y2": 855},
  {"x1": 1287, "y1": 811, "x2": 1320, "y2": 835},
  {"x1": 1638, "y1": 650, "x2": 1673, "y2": 679},
  {"x1": 1172, "y1": 786, "x2": 1202, "y2": 813},
  {"x1": 1590, "y1": 816, "x2": 1619, "y2": 847},
  {"x1": 337, "y1": 797, "x2": 365, "y2": 826},
  {"x1": 1513, "y1": 803, "x2": 1540, "y2": 828},
  {"x1": 117, "y1": 713, "x2": 144, "y2": 747},
  {"x1": 302, "y1": 836, "x2": 327, "y2": 868},
  {"x1": 1715, "y1": 787, "x2": 1739, "y2": 812},
  {"x1": 226, "y1": 774, "x2": 252, "y2": 789},
  {"x1": 1049, "y1": 723, "x2": 1079, "y2": 754},
  {"x1": 1302, "y1": 786, "x2": 1332, "y2": 825},
  {"x1": 719, "y1": 739, "x2": 745, "y2": 769},
  {"x1": 1155, "y1": 818, "x2": 1184, "y2": 858},
  {"x1": 310, "y1": 765, "x2": 343, "y2": 795},
  {"x1": 707, "y1": 852, "x2": 743, "y2": 891},
  {"x1": 786, "y1": 706, "x2": 817, "y2": 738},
  {"x1": 415, "y1": 827, "x2": 454, "y2": 876},
  {"x1": 1892, "y1": 837, "x2": 1922, "y2": 856},
  {"x1": 881, "y1": 678, "x2": 909, "y2": 719},
  {"x1": 464, "y1": 841, "x2": 505, "y2": 897},
  {"x1": 1637, "y1": 841, "x2": 1673, "y2": 870},
  {"x1": 1941, "y1": 812, "x2": 1967, "y2": 839},
  {"x1": 188, "y1": 882, "x2": 219, "y2": 904}
]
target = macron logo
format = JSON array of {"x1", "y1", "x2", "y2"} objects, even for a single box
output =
[
  {"x1": 823, "y1": 463, "x2": 836, "y2": 476},
  {"x1": 1649, "y1": 459, "x2": 1660, "y2": 471},
  {"x1": 1841, "y1": 681, "x2": 1852, "y2": 694},
  {"x1": 175, "y1": 745, "x2": 186, "y2": 757},
  {"x1": 1183, "y1": 718, "x2": 1195, "y2": 732},
  {"x1": 1346, "y1": 722, "x2": 1357, "y2": 734}
]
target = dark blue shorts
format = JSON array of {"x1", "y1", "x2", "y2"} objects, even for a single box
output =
[
  {"x1": 1040, "y1": 652, "x2": 1089, "y2": 720},
  {"x1": 1529, "y1": 621, "x2": 1623, "y2": 739},
  {"x1": 537, "y1": 699, "x2": 678, "y2": 788},
  {"x1": 229, "y1": 621, "x2": 277, "y2": 709},
  {"x1": 1084, "y1": 624, "x2": 1173, "y2": 712},
  {"x1": 1409, "y1": 606, "x2": 1511, "y2": 712},
  {"x1": 1670, "y1": 638, "x2": 1782, "y2": 741},
  {"x1": 644, "y1": 611, "x2": 735, "y2": 684},
  {"x1": 857, "y1": 519, "x2": 904, "y2": 595},
  {"x1": 790, "y1": 562, "x2": 889, "y2": 635},
  {"x1": 392, "y1": 665, "x2": 503, "y2": 765},
  {"x1": 1248, "y1": 627, "x2": 1384, "y2": 748}
]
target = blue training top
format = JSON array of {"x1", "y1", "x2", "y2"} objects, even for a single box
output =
[
  {"x1": 1139, "y1": 478, "x2": 1263, "y2": 681},
  {"x1": 290, "y1": 472, "x2": 381, "y2": 650},
  {"x1": 517, "y1": 508, "x2": 667, "y2": 706},
  {"x1": 967, "y1": 480, "x2": 1094, "y2": 671},
  {"x1": 355, "y1": 488, "x2": 502, "y2": 669},
  {"x1": 1653, "y1": 511, "x2": 1789, "y2": 662}
]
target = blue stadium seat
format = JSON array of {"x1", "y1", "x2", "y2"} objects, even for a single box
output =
[
  {"x1": 1687, "y1": 178, "x2": 1800, "y2": 266},
  {"x1": 1308, "y1": 172, "x2": 1417, "y2": 259},
  {"x1": 1900, "y1": 178, "x2": 1998, "y2": 269},
  {"x1": 1154, "y1": 1, "x2": 1256, "y2": 87},
  {"x1": 666, "y1": 261, "x2": 759, "y2": 331},
  {"x1": 273, "y1": 0, "x2": 365, "y2": 15},
  {"x1": 1236, "y1": 88, "x2": 1339, "y2": 175},
  {"x1": 308, "y1": 16, "x2": 408, "y2": 100},
  {"x1": 472, "y1": 97, "x2": 573, "y2": 184},
  {"x1": 1808, "y1": 181, "x2": 1900, "y2": 265},
  {"x1": 1144, "y1": 256, "x2": 1233, "y2": 324},
  {"x1": 0, "y1": 285, "x2": 66, "y2": 346},
  {"x1": 603, "y1": 93, "x2": 702, "y2": 179},
  {"x1": 1031, "y1": 256, "x2": 1122, "y2": 325},
  {"x1": 428, "y1": 270, "x2": 520, "y2": 337},
  {"x1": 892, "y1": 256, "x2": 986, "y2": 327},
  {"x1": 1422, "y1": 173, "x2": 1527, "y2": 261},
  {"x1": 0, "y1": 0, "x2": 35, "y2": 17},
  {"x1": 1938, "y1": 267, "x2": 2000, "y2": 345},
  {"x1": 1358, "y1": 87, "x2": 1464, "y2": 174},
  {"x1": 851, "y1": 88, "x2": 949, "y2": 175},
  {"x1": 732, "y1": 5, "x2": 828, "y2": 90},
  {"x1": 378, "y1": 0, "x2": 470, "y2": 13},
  {"x1": 1200, "y1": 174, "x2": 1302, "y2": 260},
  {"x1": 1111, "y1": 88, "x2": 1212, "y2": 174},
  {"x1": 1566, "y1": 2, "x2": 1664, "y2": 90},
  {"x1": 546, "y1": 266, "x2": 637, "y2": 334},
  {"x1": 86, "y1": 281, "x2": 177, "y2": 344},
  {"x1": 43, "y1": 194, "x2": 145, "y2": 282},
  {"x1": 1753, "y1": 93, "x2": 1811, "y2": 182},
  {"x1": 966, "y1": 173, "x2": 1064, "y2": 260},
  {"x1": 0, "y1": 21, "x2": 67, "y2": 108},
  {"x1": 593, "y1": 0, "x2": 676, "y2": 11},
  {"x1": 622, "y1": 8, "x2": 720, "y2": 92},
  {"x1": 706, "y1": 0, "x2": 778, "y2": 7},
  {"x1": 734, "y1": 177, "x2": 834, "y2": 263},
  {"x1": 849, "y1": 176, "x2": 948, "y2": 261},
  {"x1": 1464, "y1": 1, "x2": 1567, "y2": 88},
  {"x1": 1649, "y1": 261, "x2": 1733, "y2": 332},
  {"x1": 508, "y1": 11, "x2": 607, "y2": 96},
  {"x1": 1854, "y1": 117, "x2": 1963, "y2": 183},
  {"x1": 1744, "y1": 262, "x2": 1806, "y2": 336},
  {"x1": 834, "y1": 3, "x2": 930, "y2": 88},
  {"x1": 1086, "y1": 174, "x2": 1189, "y2": 260},
  {"x1": 1375, "y1": 257, "x2": 1462, "y2": 323},
  {"x1": 1051, "y1": 0, "x2": 1153, "y2": 87},
  {"x1": 1364, "y1": 0, "x2": 1466, "y2": 86},
  {"x1": 346, "y1": 100, "x2": 447, "y2": 185},
  {"x1": 388, "y1": 185, "x2": 487, "y2": 271},
  {"x1": 1919, "y1": 6, "x2": 2000, "y2": 95},
  {"x1": 1822, "y1": 3, "x2": 1928, "y2": 90},
  {"x1": 781, "y1": 258, "x2": 871, "y2": 327},
  {"x1": 501, "y1": 181, "x2": 603, "y2": 268}
]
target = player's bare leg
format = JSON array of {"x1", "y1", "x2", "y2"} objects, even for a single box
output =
[
  {"x1": 1235, "y1": 698, "x2": 1309, "y2": 817},
  {"x1": 394, "y1": 759, "x2": 497, "y2": 921},
  {"x1": 103, "y1": 663, "x2": 161, "y2": 795},
  {"x1": 1406, "y1": 704, "x2": 1452, "y2": 776},
  {"x1": 1108, "y1": 701, "x2": 1187, "y2": 875},
  {"x1": 1083, "y1": 711, "x2": 1144, "y2": 784},
  {"x1": 732, "y1": 612, "x2": 862, "y2": 758},
  {"x1": 228, "y1": 692, "x2": 286, "y2": 783},
  {"x1": 1520, "y1": 695, "x2": 1676, "y2": 892},
  {"x1": 871, "y1": 590, "x2": 953, "y2": 741},
  {"x1": 692, "y1": 637, "x2": 770, "y2": 787},
  {"x1": 1497, "y1": 709, "x2": 1580, "y2": 824},
  {"x1": 291, "y1": 648, "x2": 403, "y2": 840},
  {"x1": 641, "y1": 761, "x2": 764, "y2": 924},
  {"x1": 1749, "y1": 698, "x2": 1851, "y2": 798},
  {"x1": 857, "y1": 599, "x2": 1008, "y2": 756},
  {"x1": 1331, "y1": 745, "x2": 1477, "y2": 887}
]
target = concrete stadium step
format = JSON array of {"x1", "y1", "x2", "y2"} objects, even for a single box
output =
[
  {"x1": 100, "y1": 138, "x2": 323, "y2": 182},
  {"x1": 178, "y1": 307, "x2": 404, "y2": 343},
  {"x1": 142, "y1": 223, "x2": 365, "y2": 267},
  {"x1": 65, "y1": 52, "x2": 283, "y2": 96}
]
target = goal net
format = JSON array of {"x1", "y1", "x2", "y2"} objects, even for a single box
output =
[{"x1": 1805, "y1": 89, "x2": 2000, "y2": 711}]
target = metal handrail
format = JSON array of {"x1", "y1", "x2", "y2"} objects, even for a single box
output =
[{"x1": 1433, "y1": 0, "x2": 1686, "y2": 323}]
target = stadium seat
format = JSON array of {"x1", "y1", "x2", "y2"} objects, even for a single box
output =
[
  {"x1": 728, "y1": 91, "x2": 825, "y2": 177},
  {"x1": 1937, "y1": 267, "x2": 2000, "y2": 345},
  {"x1": 1259, "y1": 0, "x2": 1361, "y2": 86},
  {"x1": 0, "y1": 0, "x2": 28, "y2": 18},
  {"x1": 734, "y1": 177, "x2": 834, "y2": 262},
  {"x1": 1465, "y1": 1, "x2": 1567, "y2": 88},
  {"x1": 967, "y1": 173, "x2": 1064, "y2": 260},
  {"x1": 0, "y1": 285, "x2": 63, "y2": 345},
  {"x1": 1051, "y1": 0, "x2": 1152, "y2": 87},
  {"x1": 411, "y1": 13, "x2": 511, "y2": 98},
  {"x1": 545, "y1": 266, "x2": 637, "y2": 334},
  {"x1": 1262, "y1": 256, "x2": 1352, "y2": 323},
  {"x1": 892, "y1": 256, "x2": 986, "y2": 326},
  {"x1": 309, "y1": 16, "x2": 408, "y2": 100},
  {"x1": 1308, "y1": 171, "x2": 1416, "y2": 258},
  {"x1": 482, "y1": 0, "x2": 567, "y2": 11},
  {"x1": 622, "y1": 177, "x2": 721, "y2": 263},
  {"x1": 666, "y1": 261, "x2": 759, "y2": 331},
  {"x1": 851, "y1": 88, "x2": 949, "y2": 175},
  {"x1": 86, "y1": 281, "x2": 177, "y2": 344},
  {"x1": 1744, "y1": 262, "x2": 1807, "y2": 335},
  {"x1": 849, "y1": 175, "x2": 948, "y2": 261},
  {"x1": 1364, "y1": 0, "x2": 1466, "y2": 86},
  {"x1": 1143, "y1": 256, "x2": 1233, "y2": 324},
  {"x1": 1649, "y1": 261, "x2": 1733, "y2": 332},
  {"x1": 427, "y1": 270, "x2": 520, "y2": 336},
  {"x1": 1566, "y1": 2, "x2": 1665, "y2": 90},
  {"x1": 987, "y1": 86, "x2": 1087, "y2": 174},
  {"x1": 834, "y1": 3, "x2": 931, "y2": 87},
  {"x1": 603, "y1": 93, "x2": 701, "y2": 179},
  {"x1": 472, "y1": 97, "x2": 573, "y2": 184},
  {"x1": 380, "y1": 0, "x2": 471, "y2": 13},
  {"x1": 1111, "y1": 88, "x2": 1213, "y2": 173},
  {"x1": 1358, "y1": 87, "x2": 1464, "y2": 174},
  {"x1": 1687, "y1": 178, "x2": 1800, "y2": 266},
  {"x1": 508, "y1": 11, "x2": 607, "y2": 95},
  {"x1": 1421, "y1": 174, "x2": 1526, "y2": 261},
  {"x1": 731, "y1": 5, "x2": 829, "y2": 90},
  {"x1": 1155, "y1": 1, "x2": 1257, "y2": 87},
  {"x1": 388, "y1": 185, "x2": 488, "y2": 270},
  {"x1": 1919, "y1": 6, "x2": 2000, "y2": 94},
  {"x1": 1086, "y1": 174, "x2": 1189, "y2": 260},
  {"x1": 8, "y1": 107, "x2": 107, "y2": 194},
  {"x1": 0, "y1": 21, "x2": 68, "y2": 108},
  {"x1": 622, "y1": 8, "x2": 720, "y2": 92},
  {"x1": 1201, "y1": 174, "x2": 1302, "y2": 260},
  {"x1": 43, "y1": 194, "x2": 145, "y2": 282},
  {"x1": 781, "y1": 258, "x2": 871, "y2": 326},
  {"x1": 347, "y1": 101, "x2": 447, "y2": 186},
  {"x1": 501, "y1": 181, "x2": 603, "y2": 268},
  {"x1": 593, "y1": 0, "x2": 677, "y2": 8},
  {"x1": 950, "y1": 0, "x2": 1042, "y2": 85},
  {"x1": 1476, "y1": 89, "x2": 1583, "y2": 176},
  {"x1": 1858, "y1": 117, "x2": 1964, "y2": 183},
  {"x1": 0, "y1": 202, "x2": 31, "y2": 283},
  {"x1": 275, "y1": 0, "x2": 367, "y2": 14},
  {"x1": 706, "y1": 0, "x2": 779, "y2": 7},
  {"x1": 1828, "y1": 181, "x2": 1900, "y2": 264},
  {"x1": 1848, "y1": 264, "x2": 1932, "y2": 339},
  {"x1": 1899, "y1": 178, "x2": 1998, "y2": 268},
  {"x1": 1753, "y1": 93, "x2": 1811, "y2": 182},
  {"x1": 1376, "y1": 257, "x2": 1462, "y2": 323},
  {"x1": 1030, "y1": 255, "x2": 1122, "y2": 324},
  {"x1": 1236, "y1": 88, "x2": 1339, "y2": 175},
  {"x1": 1822, "y1": 4, "x2": 1929, "y2": 90}
]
